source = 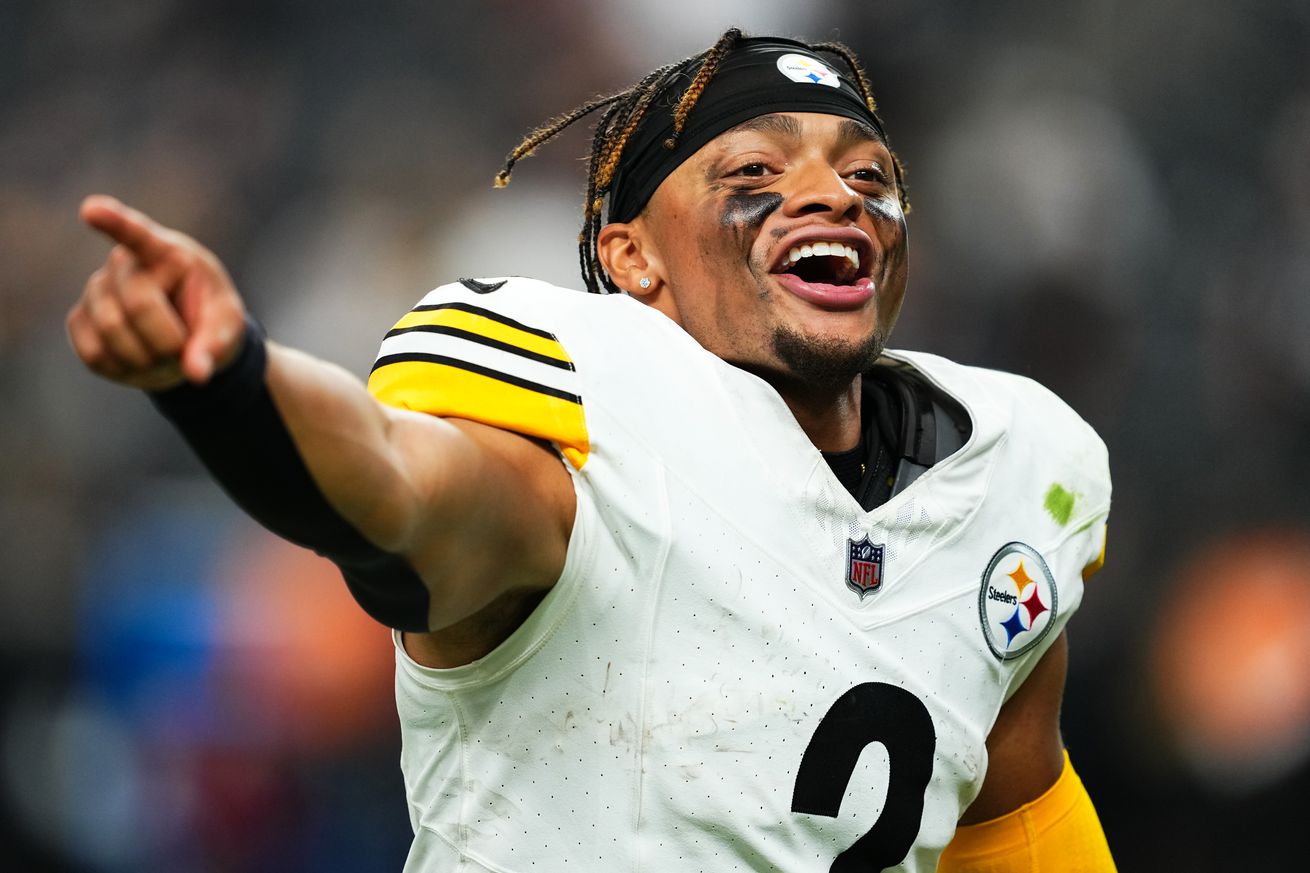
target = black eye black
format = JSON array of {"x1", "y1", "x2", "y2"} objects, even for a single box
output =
[{"x1": 735, "y1": 163, "x2": 768, "y2": 177}]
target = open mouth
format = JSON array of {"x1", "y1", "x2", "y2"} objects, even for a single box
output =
[
  {"x1": 776, "y1": 241, "x2": 863, "y2": 286},
  {"x1": 769, "y1": 237, "x2": 875, "y2": 309}
]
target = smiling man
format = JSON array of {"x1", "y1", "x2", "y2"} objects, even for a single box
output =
[
  {"x1": 68, "y1": 29, "x2": 1115, "y2": 872},
  {"x1": 596, "y1": 107, "x2": 907, "y2": 452}
]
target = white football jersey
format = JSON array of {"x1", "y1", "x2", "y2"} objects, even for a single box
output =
[{"x1": 368, "y1": 278, "x2": 1111, "y2": 872}]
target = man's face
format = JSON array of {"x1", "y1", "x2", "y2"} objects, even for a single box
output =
[{"x1": 634, "y1": 111, "x2": 908, "y2": 393}]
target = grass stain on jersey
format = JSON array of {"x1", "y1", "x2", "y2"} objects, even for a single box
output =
[{"x1": 1044, "y1": 483, "x2": 1077, "y2": 526}]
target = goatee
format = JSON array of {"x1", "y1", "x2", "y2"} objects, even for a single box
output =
[{"x1": 770, "y1": 325, "x2": 888, "y2": 397}]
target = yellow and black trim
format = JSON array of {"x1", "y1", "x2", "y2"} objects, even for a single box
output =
[
  {"x1": 368, "y1": 301, "x2": 590, "y2": 469},
  {"x1": 383, "y1": 325, "x2": 574, "y2": 372},
  {"x1": 371, "y1": 352, "x2": 580, "y2": 404},
  {"x1": 389, "y1": 303, "x2": 571, "y2": 363}
]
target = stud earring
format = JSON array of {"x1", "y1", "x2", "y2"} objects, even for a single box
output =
[{"x1": 638, "y1": 277, "x2": 652, "y2": 289}]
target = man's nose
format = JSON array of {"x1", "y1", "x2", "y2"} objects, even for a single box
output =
[{"x1": 783, "y1": 163, "x2": 863, "y2": 221}]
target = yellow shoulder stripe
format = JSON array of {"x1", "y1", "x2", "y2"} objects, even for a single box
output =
[
  {"x1": 369, "y1": 302, "x2": 589, "y2": 469},
  {"x1": 390, "y1": 304, "x2": 571, "y2": 364}
]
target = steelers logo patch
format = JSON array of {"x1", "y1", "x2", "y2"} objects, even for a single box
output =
[
  {"x1": 775, "y1": 53, "x2": 842, "y2": 87},
  {"x1": 978, "y1": 542, "x2": 1058, "y2": 660}
]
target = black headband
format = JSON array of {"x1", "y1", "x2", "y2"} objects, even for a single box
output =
[{"x1": 607, "y1": 36, "x2": 888, "y2": 224}]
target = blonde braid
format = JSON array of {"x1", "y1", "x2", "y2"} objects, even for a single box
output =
[
  {"x1": 667, "y1": 27, "x2": 742, "y2": 147},
  {"x1": 593, "y1": 63, "x2": 681, "y2": 194},
  {"x1": 495, "y1": 93, "x2": 625, "y2": 188}
]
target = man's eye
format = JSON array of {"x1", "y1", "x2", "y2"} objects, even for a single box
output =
[
  {"x1": 851, "y1": 166, "x2": 889, "y2": 184},
  {"x1": 732, "y1": 163, "x2": 769, "y2": 177}
]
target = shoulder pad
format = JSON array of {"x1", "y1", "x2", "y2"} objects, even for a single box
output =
[{"x1": 367, "y1": 279, "x2": 590, "y2": 468}]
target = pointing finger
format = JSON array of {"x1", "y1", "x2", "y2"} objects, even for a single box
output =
[{"x1": 80, "y1": 195, "x2": 179, "y2": 269}]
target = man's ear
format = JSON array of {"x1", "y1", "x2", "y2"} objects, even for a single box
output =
[{"x1": 596, "y1": 221, "x2": 664, "y2": 297}]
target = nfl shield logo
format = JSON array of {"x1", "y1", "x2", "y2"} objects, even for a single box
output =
[{"x1": 846, "y1": 535, "x2": 885, "y2": 600}]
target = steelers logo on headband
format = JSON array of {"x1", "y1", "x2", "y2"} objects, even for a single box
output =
[
  {"x1": 775, "y1": 53, "x2": 842, "y2": 87},
  {"x1": 606, "y1": 37, "x2": 890, "y2": 225}
]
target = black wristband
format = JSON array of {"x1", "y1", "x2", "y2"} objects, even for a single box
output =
[
  {"x1": 149, "y1": 313, "x2": 268, "y2": 417},
  {"x1": 147, "y1": 314, "x2": 432, "y2": 631}
]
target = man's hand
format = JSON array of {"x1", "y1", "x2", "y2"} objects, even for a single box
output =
[{"x1": 68, "y1": 195, "x2": 247, "y2": 391}]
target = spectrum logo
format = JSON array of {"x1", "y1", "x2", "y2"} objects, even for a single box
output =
[{"x1": 978, "y1": 542, "x2": 1059, "y2": 660}]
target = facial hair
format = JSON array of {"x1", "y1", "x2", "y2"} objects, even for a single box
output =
[
  {"x1": 769, "y1": 321, "x2": 889, "y2": 398},
  {"x1": 716, "y1": 187, "x2": 899, "y2": 397}
]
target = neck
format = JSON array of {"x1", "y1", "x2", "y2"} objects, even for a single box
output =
[{"x1": 774, "y1": 373, "x2": 863, "y2": 453}]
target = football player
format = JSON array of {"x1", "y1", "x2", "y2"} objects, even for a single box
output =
[{"x1": 68, "y1": 28, "x2": 1116, "y2": 872}]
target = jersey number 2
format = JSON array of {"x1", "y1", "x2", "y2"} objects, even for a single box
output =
[{"x1": 790, "y1": 682, "x2": 936, "y2": 872}]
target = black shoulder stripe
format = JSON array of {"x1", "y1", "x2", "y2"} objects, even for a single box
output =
[
  {"x1": 371, "y1": 352, "x2": 582, "y2": 404},
  {"x1": 381, "y1": 324, "x2": 575, "y2": 371},
  {"x1": 410, "y1": 301, "x2": 555, "y2": 340},
  {"x1": 459, "y1": 278, "x2": 507, "y2": 294}
]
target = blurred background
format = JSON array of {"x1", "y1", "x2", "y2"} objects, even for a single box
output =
[{"x1": 2, "y1": 0, "x2": 1308, "y2": 869}]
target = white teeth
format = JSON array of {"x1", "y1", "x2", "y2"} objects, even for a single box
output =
[{"x1": 783, "y1": 240, "x2": 861, "y2": 273}]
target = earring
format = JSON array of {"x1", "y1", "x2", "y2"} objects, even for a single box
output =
[{"x1": 638, "y1": 277, "x2": 652, "y2": 289}]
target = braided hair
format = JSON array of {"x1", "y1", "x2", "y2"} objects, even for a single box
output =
[{"x1": 495, "y1": 28, "x2": 907, "y2": 294}]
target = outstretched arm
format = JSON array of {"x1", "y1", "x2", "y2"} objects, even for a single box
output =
[{"x1": 68, "y1": 196, "x2": 574, "y2": 638}]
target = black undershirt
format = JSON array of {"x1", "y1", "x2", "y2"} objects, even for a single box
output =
[
  {"x1": 820, "y1": 375, "x2": 902, "y2": 511},
  {"x1": 824, "y1": 440, "x2": 868, "y2": 496}
]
